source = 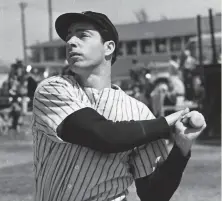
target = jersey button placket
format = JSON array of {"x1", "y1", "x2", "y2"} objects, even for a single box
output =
[
  {"x1": 75, "y1": 165, "x2": 80, "y2": 170},
  {"x1": 67, "y1": 184, "x2": 72, "y2": 189}
]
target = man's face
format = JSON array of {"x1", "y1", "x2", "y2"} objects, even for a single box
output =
[{"x1": 66, "y1": 22, "x2": 105, "y2": 74}]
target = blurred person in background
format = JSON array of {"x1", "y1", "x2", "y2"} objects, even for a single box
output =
[
  {"x1": 9, "y1": 75, "x2": 20, "y2": 96},
  {"x1": 150, "y1": 64, "x2": 185, "y2": 117},
  {"x1": 169, "y1": 55, "x2": 179, "y2": 70},
  {"x1": 27, "y1": 68, "x2": 40, "y2": 109},
  {"x1": 164, "y1": 65, "x2": 185, "y2": 106},
  {"x1": 150, "y1": 80, "x2": 169, "y2": 117},
  {"x1": 8, "y1": 96, "x2": 22, "y2": 136},
  {"x1": 0, "y1": 113, "x2": 9, "y2": 135},
  {"x1": 180, "y1": 50, "x2": 196, "y2": 100}
]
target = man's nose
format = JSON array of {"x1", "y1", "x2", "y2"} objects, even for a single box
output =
[{"x1": 67, "y1": 36, "x2": 78, "y2": 50}]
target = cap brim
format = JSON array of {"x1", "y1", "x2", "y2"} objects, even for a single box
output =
[{"x1": 55, "y1": 13, "x2": 103, "y2": 41}]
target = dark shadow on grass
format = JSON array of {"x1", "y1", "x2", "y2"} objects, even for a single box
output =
[
  {"x1": 196, "y1": 139, "x2": 221, "y2": 146},
  {"x1": 0, "y1": 144, "x2": 33, "y2": 152},
  {"x1": 0, "y1": 161, "x2": 34, "y2": 195}
]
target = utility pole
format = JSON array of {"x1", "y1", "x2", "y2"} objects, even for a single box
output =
[
  {"x1": 48, "y1": 0, "x2": 53, "y2": 41},
  {"x1": 19, "y1": 2, "x2": 28, "y2": 65},
  {"x1": 197, "y1": 15, "x2": 203, "y2": 68},
  {"x1": 208, "y1": 8, "x2": 217, "y2": 64}
]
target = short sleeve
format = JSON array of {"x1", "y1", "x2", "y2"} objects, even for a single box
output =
[
  {"x1": 32, "y1": 76, "x2": 89, "y2": 142},
  {"x1": 129, "y1": 103, "x2": 169, "y2": 179}
]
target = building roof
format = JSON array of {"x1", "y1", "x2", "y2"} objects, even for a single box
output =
[
  {"x1": 29, "y1": 14, "x2": 221, "y2": 48},
  {"x1": 29, "y1": 39, "x2": 65, "y2": 48},
  {"x1": 115, "y1": 15, "x2": 221, "y2": 41}
]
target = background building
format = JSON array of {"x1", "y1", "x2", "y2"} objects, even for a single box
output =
[{"x1": 28, "y1": 14, "x2": 221, "y2": 80}]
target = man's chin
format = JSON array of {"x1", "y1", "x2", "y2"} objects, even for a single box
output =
[{"x1": 69, "y1": 63, "x2": 89, "y2": 74}]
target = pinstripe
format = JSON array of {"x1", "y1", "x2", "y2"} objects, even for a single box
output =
[
  {"x1": 48, "y1": 145, "x2": 74, "y2": 199},
  {"x1": 114, "y1": 165, "x2": 125, "y2": 197},
  {"x1": 34, "y1": 101, "x2": 59, "y2": 127},
  {"x1": 58, "y1": 146, "x2": 83, "y2": 199},
  {"x1": 128, "y1": 96, "x2": 134, "y2": 120},
  {"x1": 37, "y1": 93, "x2": 67, "y2": 119},
  {"x1": 158, "y1": 140, "x2": 168, "y2": 159},
  {"x1": 96, "y1": 90, "x2": 105, "y2": 110},
  {"x1": 140, "y1": 104, "x2": 145, "y2": 117},
  {"x1": 36, "y1": 138, "x2": 57, "y2": 180},
  {"x1": 74, "y1": 152, "x2": 100, "y2": 200},
  {"x1": 102, "y1": 90, "x2": 111, "y2": 115},
  {"x1": 34, "y1": 113, "x2": 55, "y2": 137},
  {"x1": 65, "y1": 146, "x2": 88, "y2": 200},
  {"x1": 44, "y1": 144, "x2": 71, "y2": 200},
  {"x1": 84, "y1": 153, "x2": 103, "y2": 199},
  {"x1": 107, "y1": 90, "x2": 116, "y2": 118},
  {"x1": 38, "y1": 143, "x2": 66, "y2": 199},
  {"x1": 39, "y1": 87, "x2": 82, "y2": 111},
  {"x1": 143, "y1": 145, "x2": 153, "y2": 170},
  {"x1": 41, "y1": 144, "x2": 68, "y2": 197},
  {"x1": 151, "y1": 142, "x2": 158, "y2": 158},
  {"x1": 108, "y1": 153, "x2": 125, "y2": 199},
  {"x1": 120, "y1": 95, "x2": 124, "y2": 121},
  {"x1": 136, "y1": 147, "x2": 148, "y2": 176},
  {"x1": 70, "y1": 149, "x2": 93, "y2": 200},
  {"x1": 32, "y1": 75, "x2": 169, "y2": 201},
  {"x1": 130, "y1": 150, "x2": 141, "y2": 177},
  {"x1": 95, "y1": 155, "x2": 110, "y2": 199},
  {"x1": 123, "y1": 92, "x2": 129, "y2": 120},
  {"x1": 160, "y1": 139, "x2": 169, "y2": 157},
  {"x1": 90, "y1": 88, "x2": 97, "y2": 103},
  {"x1": 103, "y1": 92, "x2": 122, "y2": 201},
  {"x1": 102, "y1": 154, "x2": 118, "y2": 200},
  {"x1": 135, "y1": 100, "x2": 141, "y2": 120},
  {"x1": 114, "y1": 91, "x2": 121, "y2": 121},
  {"x1": 155, "y1": 140, "x2": 166, "y2": 159},
  {"x1": 55, "y1": 146, "x2": 81, "y2": 201},
  {"x1": 42, "y1": 85, "x2": 76, "y2": 113}
]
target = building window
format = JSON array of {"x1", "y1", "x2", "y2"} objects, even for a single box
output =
[
  {"x1": 44, "y1": 47, "x2": 54, "y2": 61},
  {"x1": 31, "y1": 49, "x2": 40, "y2": 62},
  {"x1": 184, "y1": 35, "x2": 194, "y2": 44},
  {"x1": 140, "y1": 39, "x2": 152, "y2": 54},
  {"x1": 126, "y1": 41, "x2": 137, "y2": 55},
  {"x1": 170, "y1": 37, "x2": 182, "y2": 52},
  {"x1": 58, "y1": 46, "x2": 66, "y2": 60},
  {"x1": 155, "y1": 38, "x2": 167, "y2": 53},
  {"x1": 117, "y1": 42, "x2": 124, "y2": 56}
]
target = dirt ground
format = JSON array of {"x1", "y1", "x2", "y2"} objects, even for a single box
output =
[{"x1": 0, "y1": 133, "x2": 220, "y2": 201}]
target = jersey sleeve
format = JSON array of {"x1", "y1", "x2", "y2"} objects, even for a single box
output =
[
  {"x1": 129, "y1": 103, "x2": 169, "y2": 179},
  {"x1": 32, "y1": 76, "x2": 89, "y2": 143}
]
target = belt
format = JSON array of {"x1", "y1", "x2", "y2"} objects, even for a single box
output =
[{"x1": 111, "y1": 194, "x2": 126, "y2": 201}]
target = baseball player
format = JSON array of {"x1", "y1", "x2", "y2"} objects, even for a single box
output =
[{"x1": 32, "y1": 11, "x2": 206, "y2": 201}]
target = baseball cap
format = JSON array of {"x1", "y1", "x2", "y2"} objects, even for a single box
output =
[{"x1": 55, "y1": 11, "x2": 119, "y2": 64}]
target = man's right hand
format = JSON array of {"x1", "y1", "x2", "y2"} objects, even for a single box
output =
[
  {"x1": 172, "y1": 112, "x2": 207, "y2": 156},
  {"x1": 165, "y1": 108, "x2": 190, "y2": 126}
]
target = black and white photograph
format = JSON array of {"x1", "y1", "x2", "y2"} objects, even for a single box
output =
[{"x1": 0, "y1": 0, "x2": 221, "y2": 200}]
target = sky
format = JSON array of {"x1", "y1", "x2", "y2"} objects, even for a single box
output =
[{"x1": 0, "y1": 0, "x2": 221, "y2": 63}]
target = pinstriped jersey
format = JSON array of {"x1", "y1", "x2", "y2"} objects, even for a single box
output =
[{"x1": 32, "y1": 75, "x2": 169, "y2": 201}]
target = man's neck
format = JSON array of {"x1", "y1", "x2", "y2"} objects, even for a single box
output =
[{"x1": 75, "y1": 65, "x2": 112, "y2": 91}]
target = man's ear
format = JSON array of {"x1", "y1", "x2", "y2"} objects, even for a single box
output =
[{"x1": 104, "y1": 40, "x2": 115, "y2": 57}]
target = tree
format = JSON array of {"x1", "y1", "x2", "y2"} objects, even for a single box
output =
[{"x1": 134, "y1": 8, "x2": 149, "y2": 23}]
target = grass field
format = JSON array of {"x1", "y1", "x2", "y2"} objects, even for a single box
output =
[{"x1": 0, "y1": 133, "x2": 220, "y2": 201}]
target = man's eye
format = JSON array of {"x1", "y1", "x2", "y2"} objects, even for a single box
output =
[{"x1": 79, "y1": 33, "x2": 88, "y2": 38}]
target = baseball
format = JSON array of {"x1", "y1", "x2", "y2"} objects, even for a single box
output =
[{"x1": 189, "y1": 111, "x2": 205, "y2": 128}]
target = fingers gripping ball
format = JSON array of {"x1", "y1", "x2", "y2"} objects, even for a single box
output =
[{"x1": 188, "y1": 111, "x2": 205, "y2": 128}]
